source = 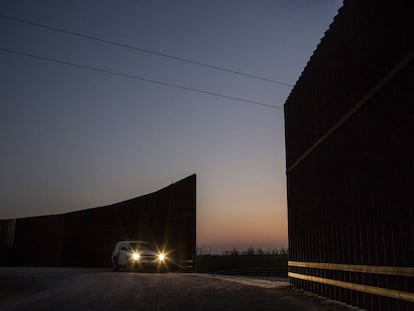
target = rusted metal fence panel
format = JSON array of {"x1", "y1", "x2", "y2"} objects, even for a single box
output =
[
  {"x1": 0, "y1": 174, "x2": 196, "y2": 270},
  {"x1": 284, "y1": 1, "x2": 414, "y2": 309}
]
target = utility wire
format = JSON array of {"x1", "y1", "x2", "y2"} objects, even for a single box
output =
[
  {"x1": 0, "y1": 47, "x2": 283, "y2": 110},
  {"x1": 0, "y1": 14, "x2": 293, "y2": 88}
]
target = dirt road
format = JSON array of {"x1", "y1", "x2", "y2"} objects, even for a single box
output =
[{"x1": 0, "y1": 267, "x2": 355, "y2": 310}]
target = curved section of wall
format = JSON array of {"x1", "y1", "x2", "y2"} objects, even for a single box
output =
[{"x1": 0, "y1": 174, "x2": 196, "y2": 270}]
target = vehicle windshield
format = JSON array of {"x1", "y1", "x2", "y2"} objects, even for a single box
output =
[{"x1": 129, "y1": 242, "x2": 155, "y2": 251}]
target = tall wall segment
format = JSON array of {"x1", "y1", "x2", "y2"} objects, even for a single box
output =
[
  {"x1": 0, "y1": 174, "x2": 196, "y2": 270},
  {"x1": 284, "y1": 1, "x2": 413, "y2": 310}
]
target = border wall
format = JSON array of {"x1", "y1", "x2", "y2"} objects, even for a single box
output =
[
  {"x1": 0, "y1": 174, "x2": 196, "y2": 270},
  {"x1": 284, "y1": 1, "x2": 413, "y2": 310}
]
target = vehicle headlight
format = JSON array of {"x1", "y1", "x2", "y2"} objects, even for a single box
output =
[
  {"x1": 158, "y1": 253, "x2": 166, "y2": 262},
  {"x1": 132, "y1": 252, "x2": 140, "y2": 261}
]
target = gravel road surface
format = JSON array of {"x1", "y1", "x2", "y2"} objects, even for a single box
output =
[{"x1": 0, "y1": 267, "x2": 355, "y2": 310}]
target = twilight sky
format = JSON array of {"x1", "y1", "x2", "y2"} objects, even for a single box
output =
[{"x1": 0, "y1": 0, "x2": 342, "y2": 251}]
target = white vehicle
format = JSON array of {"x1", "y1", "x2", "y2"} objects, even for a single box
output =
[{"x1": 111, "y1": 240, "x2": 168, "y2": 271}]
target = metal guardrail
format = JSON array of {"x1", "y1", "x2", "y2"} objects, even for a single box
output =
[
  {"x1": 289, "y1": 272, "x2": 414, "y2": 303},
  {"x1": 288, "y1": 261, "x2": 414, "y2": 277}
]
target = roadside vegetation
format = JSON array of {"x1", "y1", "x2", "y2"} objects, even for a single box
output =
[{"x1": 195, "y1": 247, "x2": 288, "y2": 277}]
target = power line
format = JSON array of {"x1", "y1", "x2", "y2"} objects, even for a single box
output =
[
  {"x1": 0, "y1": 14, "x2": 293, "y2": 88},
  {"x1": 0, "y1": 47, "x2": 283, "y2": 110}
]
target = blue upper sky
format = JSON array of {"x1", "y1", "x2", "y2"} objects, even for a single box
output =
[{"x1": 0, "y1": 0, "x2": 342, "y2": 251}]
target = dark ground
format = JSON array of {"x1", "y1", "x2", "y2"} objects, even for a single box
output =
[{"x1": 0, "y1": 267, "x2": 357, "y2": 310}]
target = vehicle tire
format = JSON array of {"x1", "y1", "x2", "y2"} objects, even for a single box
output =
[
  {"x1": 113, "y1": 257, "x2": 119, "y2": 271},
  {"x1": 126, "y1": 261, "x2": 133, "y2": 272}
]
